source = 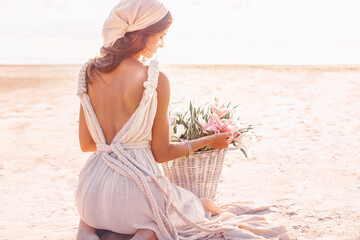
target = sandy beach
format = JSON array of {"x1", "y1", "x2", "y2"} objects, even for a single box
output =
[{"x1": 0, "y1": 64, "x2": 359, "y2": 240}]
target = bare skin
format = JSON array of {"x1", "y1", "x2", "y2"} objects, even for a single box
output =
[
  {"x1": 77, "y1": 31, "x2": 232, "y2": 240},
  {"x1": 199, "y1": 198, "x2": 225, "y2": 216}
]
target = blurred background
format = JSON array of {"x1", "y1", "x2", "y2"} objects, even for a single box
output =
[
  {"x1": 1, "y1": 1, "x2": 360, "y2": 239},
  {"x1": 0, "y1": 0, "x2": 359, "y2": 65}
]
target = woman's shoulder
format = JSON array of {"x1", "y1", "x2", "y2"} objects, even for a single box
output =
[
  {"x1": 155, "y1": 70, "x2": 170, "y2": 104},
  {"x1": 157, "y1": 71, "x2": 170, "y2": 93},
  {"x1": 114, "y1": 59, "x2": 170, "y2": 97},
  {"x1": 118, "y1": 58, "x2": 148, "y2": 80}
]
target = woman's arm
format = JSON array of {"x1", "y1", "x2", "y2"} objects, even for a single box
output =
[
  {"x1": 151, "y1": 72, "x2": 231, "y2": 163},
  {"x1": 79, "y1": 105, "x2": 97, "y2": 152}
]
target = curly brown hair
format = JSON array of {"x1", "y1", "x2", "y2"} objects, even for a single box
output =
[{"x1": 86, "y1": 12, "x2": 172, "y2": 82}]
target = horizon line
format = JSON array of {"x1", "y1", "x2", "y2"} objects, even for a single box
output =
[{"x1": 1, "y1": 63, "x2": 359, "y2": 68}]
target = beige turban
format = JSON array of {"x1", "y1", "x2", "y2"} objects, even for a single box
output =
[{"x1": 102, "y1": 0, "x2": 169, "y2": 47}]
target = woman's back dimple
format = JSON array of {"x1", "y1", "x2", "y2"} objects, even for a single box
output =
[{"x1": 87, "y1": 61, "x2": 148, "y2": 144}]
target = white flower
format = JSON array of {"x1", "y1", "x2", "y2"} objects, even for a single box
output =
[
  {"x1": 175, "y1": 125, "x2": 186, "y2": 139},
  {"x1": 169, "y1": 116, "x2": 176, "y2": 126},
  {"x1": 169, "y1": 124, "x2": 175, "y2": 140}
]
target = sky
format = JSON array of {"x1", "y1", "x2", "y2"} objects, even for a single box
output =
[{"x1": 0, "y1": 0, "x2": 359, "y2": 65}]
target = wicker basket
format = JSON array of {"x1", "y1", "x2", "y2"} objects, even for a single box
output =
[{"x1": 161, "y1": 148, "x2": 227, "y2": 200}]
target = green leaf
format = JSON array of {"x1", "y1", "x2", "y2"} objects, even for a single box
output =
[{"x1": 194, "y1": 118, "x2": 203, "y2": 129}]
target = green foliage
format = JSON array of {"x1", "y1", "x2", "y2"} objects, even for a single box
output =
[{"x1": 169, "y1": 100, "x2": 239, "y2": 152}]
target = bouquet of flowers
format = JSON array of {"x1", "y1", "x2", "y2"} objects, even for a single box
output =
[
  {"x1": 169, "y1": 98, "x2": 257, "y2": 158},
  {"x1": 163, "y1": 98, "x2": 258, "y2": 199}
]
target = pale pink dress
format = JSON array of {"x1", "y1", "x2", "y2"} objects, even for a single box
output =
[{"x1": 75, "y1": 59, "x2": 294, "y2": 240}]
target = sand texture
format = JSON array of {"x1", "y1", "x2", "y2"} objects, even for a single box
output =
[{"x1": 0, "y1": 64, "x2": 359, "y2": 239}]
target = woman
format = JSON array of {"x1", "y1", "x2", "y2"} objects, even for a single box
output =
[{"x1": 75, "y1": 0, "x2": 294, "y2": 239}]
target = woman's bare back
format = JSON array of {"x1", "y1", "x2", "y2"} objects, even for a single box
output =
[{"x1": 87, "y1": 57, "x2": 149, "y2": 144}]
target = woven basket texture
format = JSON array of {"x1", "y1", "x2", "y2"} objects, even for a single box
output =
[{"x1": 161, "y1": 148, "x2": 227, "y2": 200}]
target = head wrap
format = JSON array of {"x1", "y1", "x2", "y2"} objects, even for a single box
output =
[{"x1": 102, "y1": 0, "x2": 169, "y2": 47}]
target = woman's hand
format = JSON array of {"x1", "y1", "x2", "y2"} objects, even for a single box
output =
[{"x1": 208, "y1": 132, "x2": 232, "y2": 149}]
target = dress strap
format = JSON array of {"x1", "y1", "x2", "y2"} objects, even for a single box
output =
[
  {"x1": 77, "y1": 59, "x2": 107, "y2": 145},
  {"x1": 77, "y1": 59, "x2": 94, "y2": 96},
  {"x1": 143, "y1": 59, "x2": 160, "y2": 100}
]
